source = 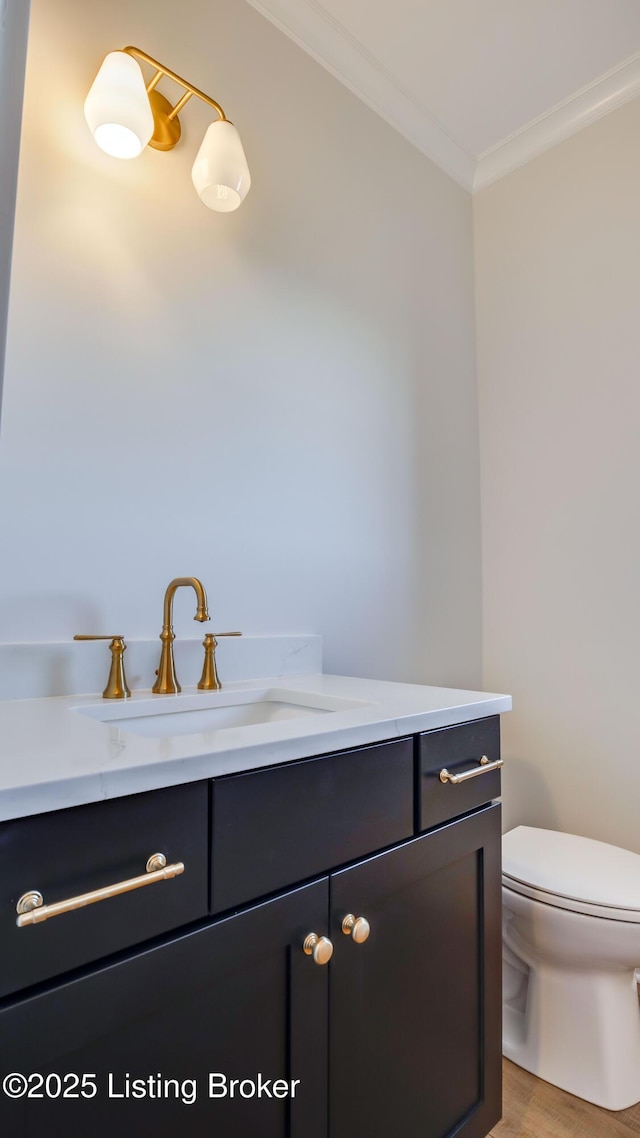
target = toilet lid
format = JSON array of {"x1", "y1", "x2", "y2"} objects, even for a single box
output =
[{"x1": 502, "y1": 826, "x2": 640, "y2": 916}]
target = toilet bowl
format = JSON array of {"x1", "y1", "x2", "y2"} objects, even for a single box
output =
[{"x1": 502, "y1": 826, "x2": 640, "y2": 1111}]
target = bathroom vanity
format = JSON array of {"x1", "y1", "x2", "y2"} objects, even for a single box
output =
[{"x1": 0, "y1": 673, "x2": 509, "y2": 1137}]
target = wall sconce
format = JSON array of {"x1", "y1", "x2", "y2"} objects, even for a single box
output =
[{"x1": 84, "y1": 47, "x2": 251, "y2": 212}]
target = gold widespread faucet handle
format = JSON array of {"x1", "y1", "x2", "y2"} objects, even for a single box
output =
[
  {"x1": 74, "y1": 635, "x2": 125, "y2": 640},
  {"x1": 198, "y1": 632, "x2": 242, "y2": 691},
  {"x1": 73, "y1": 635, "x2": 131, "y2": 700}
]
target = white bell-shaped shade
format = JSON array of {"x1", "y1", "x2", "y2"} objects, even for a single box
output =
[
  {"x1": 84, "y1": 51, "x2": 154, "y2": 159},
  {"x1": 191, "y1": 120, "x2": 251, "y2": 212}
]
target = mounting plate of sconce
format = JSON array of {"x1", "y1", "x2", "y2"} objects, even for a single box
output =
[
  {"x1": 84, "y1": 46, "x2": 251, "y2": 212},
  {"x1": 147, "y1": 90, "x2": 182, "y2": 152}
]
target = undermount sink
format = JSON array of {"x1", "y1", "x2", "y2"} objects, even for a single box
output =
[{"x1": 73, "y1": 687, "x2": 370, "y2": 739}]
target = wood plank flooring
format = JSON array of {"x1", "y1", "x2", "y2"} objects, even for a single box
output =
[{"x1": 490, "y1": 1060, "x2": 640, "y2": 1138}]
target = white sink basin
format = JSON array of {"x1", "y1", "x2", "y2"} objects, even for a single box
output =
[{"x1": 74, "y1": 687, "x2": 370, "y2": 739}]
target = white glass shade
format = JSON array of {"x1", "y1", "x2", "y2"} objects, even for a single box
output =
[
  {"x1": 191, "y1": 120, "x2": 251, "y2": 212},
  {"x1": 84, "y1": 51, "x2": 154, "y2": 159}
]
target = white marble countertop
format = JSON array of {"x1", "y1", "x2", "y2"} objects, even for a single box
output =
[{"x1": 0, "y1": 673, "x2": 511, "y2": 821}]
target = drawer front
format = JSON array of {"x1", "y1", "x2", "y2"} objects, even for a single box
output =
[
  {"x1": 0, "y1": 781, "x2": 209, "y2": 998},
  {"x1": 211, "y1": 738, "x2": 414, "y2": 913},
  {"x1": 418, "y1": 716, "x2": 501, "y2": 830}
]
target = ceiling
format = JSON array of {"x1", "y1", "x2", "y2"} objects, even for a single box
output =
[{"x1": 246, "y1": 0, "x2": 640, "y2": 190}]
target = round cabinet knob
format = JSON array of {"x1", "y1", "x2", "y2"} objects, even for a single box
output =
[
  {"x1": 342, "y1": 913, "x2": 371, "y2": 943},
  {"x1": 302, "y1": 932, "x2": 334, "y2": 965}
]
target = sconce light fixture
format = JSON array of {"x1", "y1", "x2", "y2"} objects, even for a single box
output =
[{"x1": 84, "y1": 47, "x2": 251, "y2": 212}]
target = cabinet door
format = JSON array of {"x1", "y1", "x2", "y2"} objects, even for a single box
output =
[
  {"x1": 0, "y1": 879, "x2": 329, "y2": 1138},
  {"x1": 330, "y1": 804, "x2": 501, "y2": 1138}
]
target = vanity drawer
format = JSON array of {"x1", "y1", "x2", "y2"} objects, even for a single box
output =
[
  {"x1": 0, "y1": 781, "x2": 209, "y2": 999},
  {"x1": 211, "y1": 738, "x2": 414, "y2": 913},
  {"x1": 418, "y1": 716, "x2": 501, "y2": 830}
]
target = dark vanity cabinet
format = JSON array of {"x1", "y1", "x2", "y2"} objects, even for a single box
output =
[
  {"x1": 0, "y1": 719, "x2": 502, "y2": 1138},
  {"x1": 330, "y1": 805, "x2": 501, "y2": 1138},
  {"x1": 0, "y1": 880, "x2": 330, "y2": 1138}
]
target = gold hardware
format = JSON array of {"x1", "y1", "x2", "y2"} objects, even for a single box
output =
[
  {"x1": 341, "y1": 914, "x2": 371, "y2": 943},
  {"x1": 85, "y1": 47, "x2": 250, "y2": 213},
  {"x1": 16, "y1": 891, "x2": 43, "y2": 916},
  {"x1": 198, "y1": 631, "x2": 242, "y2": 691},
  {"x1": 153, "y1": 577, "x2": 210, "y2": 695},
  {"x1": 147, "y1": 90, "x2": 182, "y2": 151},
  {"x1": 73, "y1": 635, "x2": 131, "y2": 700},
  {"x1": 302, "y1": 933, "x2": 333, "y2": 966},
  {"x1": 198, "y1": 634, "x2": 220, "y2": 691},
  {"x1": 122, "y1": 46, "x2": 227, "y2": 153},
  {"x1": 439, "y1": 755, "x2": 504, "y2": 785},
  {"x1": 16, "y1": 853, "x2": 184, "y2": 927}
]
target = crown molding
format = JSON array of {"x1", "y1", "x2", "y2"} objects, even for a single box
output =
[
  {"x1": 245, "y1": 0, "x2": 476, "y2": 191},
  {"x1": 247, "y1": 1, "x2": 640, "y2": 195},
  {"x1": 474, "y1": 49, "x2": 640, "y2": 191}
]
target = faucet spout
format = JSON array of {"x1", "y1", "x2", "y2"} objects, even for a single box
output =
[
  {"x1": 162, "y1": 576, "x2": 210, "y2": 628},
  {"x1": 153, "y1": 577, "x2": 210, "y2": 694}
]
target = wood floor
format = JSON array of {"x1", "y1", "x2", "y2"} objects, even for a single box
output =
[{"x1": 490, "y1": 1060, "x2": 640, "y2": 1138}]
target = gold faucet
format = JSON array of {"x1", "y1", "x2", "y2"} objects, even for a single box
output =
[
  {"x1": 152, "y1": 577, "x2": 210, "y2": 694},
  {"x1": 74, "y1": 635, "x2": 131, "y2": 700},
  {"x1": 198, "y1": 631, "x2": 242, "y2": 690}
]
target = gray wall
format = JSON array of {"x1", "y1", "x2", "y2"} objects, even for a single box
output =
[
  {"x1": 0, "y1": 0, "x2": 482, "y2": 688},
  {"x1": 475, "y1": 97, "x2": 640, "y2": 850},
  {"x1": 0, "y1": 0, "x2": 30, "y2": 410}
]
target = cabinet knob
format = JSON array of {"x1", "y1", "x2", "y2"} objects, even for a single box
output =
[
  {"x1": 341, "y1": 914, "x2": 371, "y2": 943},
  {"x1": 302, "y1": 933, "x2": 334, "y2": 965}
]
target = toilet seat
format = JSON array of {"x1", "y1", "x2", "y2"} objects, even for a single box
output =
[
  {"x1": 503, "y1": 876, "x2": 640, "y2": 922},
  {"x1": 502, "y1": 826, "x2": 640, "y2": 923}
]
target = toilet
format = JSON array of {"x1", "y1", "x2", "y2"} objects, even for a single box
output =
[{"x1": 502, "y1": 826, "x2": 640, "y2": 1111}]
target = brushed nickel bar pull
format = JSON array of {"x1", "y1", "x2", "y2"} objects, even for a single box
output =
[
  {"x1": 439, "y1": 755, "x2": 504, "y2": 785},
  {"x1": 16, "y1": 853, "x2": 184, "y2": 927}
]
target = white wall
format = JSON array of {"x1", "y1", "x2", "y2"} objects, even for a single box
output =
[
  {"x1": 475, "y1": 98, "x2": 640, "y2": 851},
  {"x1": 0, "y1": 0, "x2": 482, "y2": 687}
]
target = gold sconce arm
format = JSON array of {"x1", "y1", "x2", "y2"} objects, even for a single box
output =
[{"x1": 122, "y1": 45, "x2": 226, "y2": 123}]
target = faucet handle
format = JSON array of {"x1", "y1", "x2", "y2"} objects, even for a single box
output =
[
  {"x1": 197, "y1": 632, "x2": 242, "y2": 691},
  {"x1": 73, "y1": 635, "x2": 131, "y2": 700}
]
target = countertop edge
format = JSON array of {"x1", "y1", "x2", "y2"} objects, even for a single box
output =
[{"x1": 0, "y1": 682, "x2": 511, "y2": 822}]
